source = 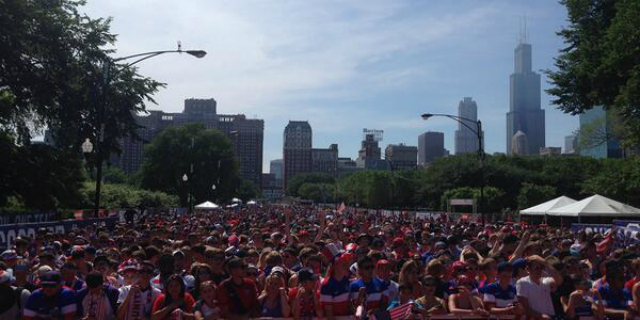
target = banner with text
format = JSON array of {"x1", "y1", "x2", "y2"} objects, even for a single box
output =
[{"x1": 0, "y1": 217, "x2": 118, "y2": 249}]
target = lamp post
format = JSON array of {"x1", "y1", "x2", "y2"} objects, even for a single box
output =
[
  {"x1": 183, "y1": 173, "x2": 191, "y2": 215},
  {"x1": 212, "y1": 184, "x2": 217, "y2": 204},
  {"x1": 421, "y1": 113, "x2": 486, "y2": 225},
  {"x1": 92, "y1": 45, "x2": 206, "y2": 219}
]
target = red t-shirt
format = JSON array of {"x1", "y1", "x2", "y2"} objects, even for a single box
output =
[
  {"x1": 216, "y1": 278, "x2": 259, "y2": 316},
  {"x1": 152, "y1": 293, "x2": 196, "y2": 320},
  {"x1": 289, "y1": 287, "x2": 320, "y2": 317}
]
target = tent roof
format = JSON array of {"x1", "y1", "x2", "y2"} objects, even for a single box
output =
[
  {"x1": 194, "y1": 201, "x2": 219, "y2": 209},
  {"x1": 520, "y1": 196, "x2": 577, "y2": 216},
  {"x1": 546, "y1": 194, "x2": 640, "y2": 217}
]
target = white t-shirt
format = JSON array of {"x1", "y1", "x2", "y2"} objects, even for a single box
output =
[
  {"x1": 516, "y1": 276, "x2": 555, "y2": 316},
  {"x1": 118, "y1": 285, "x2": 162, "y2": 320}
]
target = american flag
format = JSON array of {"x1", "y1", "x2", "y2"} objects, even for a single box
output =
[{"x1": 388, "y1": 302, "x2": 413, "y2": 320}]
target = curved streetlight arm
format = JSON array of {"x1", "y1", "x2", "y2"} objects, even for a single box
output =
[
  {"x1": 114, "y1": 49, "x2": 207, "y2": 67},
  {"x1": 422, "y1": 113, "x2": 480, "y2": 137}
]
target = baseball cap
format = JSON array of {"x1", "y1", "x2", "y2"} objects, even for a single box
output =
[
  {"x1": 271, "y1": 266, "x2": 286, "y2": 275},
  {"x1": 39, "y1": 271, "x2": 62, "y2": 285},
  {"x1": 497, "y1": 262, "x2": 513, "y2": 274},
  {"x1": 1, "y1": 250, "x2": 17, "y2": 260},
  {"x1": 298, "y1": 268, "x2": 318, "y2": 283}
]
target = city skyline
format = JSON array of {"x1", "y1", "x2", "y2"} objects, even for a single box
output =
[{"x1": 81, "y1": 1, "x2": 576, "y2": 170}]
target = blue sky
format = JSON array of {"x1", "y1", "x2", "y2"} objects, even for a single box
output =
[{"x1": 83, "y1": 0, "x2": 575, "y2": 172}]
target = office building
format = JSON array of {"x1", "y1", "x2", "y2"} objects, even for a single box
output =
[
  {"x1": 283, "y1": 121, "x2": 313, "y2": 189},
  {"x1": 506, "y1": 38, "x2": 545, "y2": 155},
  {"x1": 564, "y1": 135, "x2": 578, "y2": 155},
  {"x1": 337, "y1": 157, "x2": 361, "y2": 177},
  {"x1": 511, "y1": 130, "x2": 528, "y2": 155},
  {"x1": 455, "y1": 97, "x2": 481, "y2": 154},
  {"x1": 385, "y1": 144, "x2": 418, "y2": 170},
  {"x1": 418, "y1": 131, "x2": 445, "y2": 165},
  {"x1": 269, "y1": 159, "x2": 283, "y2": 188},
  {"x1": 579, "y1": 106, "x2": 622, "y2": 158},
  {"x1": 114, "y1": 98, "x2": 264, "y2": 186},
  {"x1": 261, "y1": 173, "x2": 283, "y2": 200},
  {"x1": 357, "y1": 129, "x2": 385, "y2": 169},
  {"x1": 312, "y1": 144, "x2": 338, "y2": 178},
  {"x1": 540, "y1": 147, "x2": 561, "y2": 156}
]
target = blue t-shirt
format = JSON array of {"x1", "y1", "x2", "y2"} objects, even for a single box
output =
[
  {"x1": 598, "y1": 284, "x2": 632, "y2": 310},
  {"x1": 482, "y1": 282, "x2": 517, "y2": 308},
  {"x1": 23, "y1": 288, "x2": 77, "y2": 319},
  {"x1": 349, "y1": 277, "x2": 389, "y2": 310}
]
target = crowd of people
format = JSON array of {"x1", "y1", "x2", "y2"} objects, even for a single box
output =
[{"x1": 0, "y1": 205, "x2": 638, "y2": 320}]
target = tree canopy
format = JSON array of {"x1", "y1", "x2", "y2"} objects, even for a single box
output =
[
  {"x1": 547, "y1": 0, "x2": 640, "y2": 145},
  {"x1": 140, "y1": 124, "x2": 240, "y2": 206}
]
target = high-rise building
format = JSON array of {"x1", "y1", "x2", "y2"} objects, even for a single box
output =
[
  {"x1": 312, "y1": 144, "x2": 338, "y2": 177},
  {"x1": 337, "y1": 157, "x2": 361, "y2": 177},
  {"x1": 283, "y1": 121, "x2": 312, "y2": 189},
  {"x1": 511, "y1": 130, "x2": 528, "y2": 155},
  {"x1": 357, "y1": 129, "x2": 387, "y2": 169},
  {"x1": 579, "y1": 106, "x2": 622, "y2": 158},
  {"x1": 506, "y1": 40, "x2": 545, "y2": 155},
  {"x1": 385, "y1": 144, "x2": 418, "y2": 170},
  {"x1": 564, "y1": 135, "x2": 578, "y2": 155},
  {"x1": 269, "y1": 159, "x2": 283, "y2": 188},
  {"x1": 113, "y1": 98, "x2": 264, "y2": 186},
  {"x1": 418, "y1": 131, "x2": 445, "y2": 165},
  {"x1": 455, "y1": 97, "x2": 481, "y2": 154}
]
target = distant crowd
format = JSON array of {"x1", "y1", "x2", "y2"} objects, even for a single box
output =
[{"x1": 0, "y1": 205, "x2": 637, "y2": 320}]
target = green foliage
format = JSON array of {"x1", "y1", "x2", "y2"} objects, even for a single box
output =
[
  {"x1": 581, "y1": 158, "x2": 640, "y2": 206},
  {"x1": 517, "y1": 183, "x2": 557, "y2": 210},
  {"x1": 286, "y1": 173, "x2": 335, "y2": 197},
  {"x1": 441, "y1": 187, "x2": 506, "y2": 214},
  {"x1": 547, "y1": 0, "x2": 640, "y2": 145},
  {"x1": 298, "y1": 183, "x2": 336, "y2": 203},
  {"x1": 237, "y1": 179, "x2": 260, "y2": 203},
  {"x1": 140, "y1": 124, "x2": 239, "y2": 206},
  {"x1": 81, "y1": 182, "x2": 177, "y2": 209}
]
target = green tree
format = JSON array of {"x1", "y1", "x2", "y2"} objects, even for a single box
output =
[
  {"x1": 140, "y1": 124, "x2": 239, "y2": 206},
  {"x1": 298, "y1": 183, "x2": 336, "y2": 203},
  {"x1": 546, "y1": 0, "x2": 640, "y2": 145},
  {"x1": 286, "y1": 173, "x2": 335, "y2": 197},
  {"x1": 581, "y1": 158, "x2": 640, "y2": 207},
  {"x1": 517, "y1": 183, "x2": 557, "y2": 210},
  {"x1": 0, "y1": 0, "x2": 162, "y2": 209},
  {"x1": 80, "y1": 182, "x2": 177, "y2": 209}
]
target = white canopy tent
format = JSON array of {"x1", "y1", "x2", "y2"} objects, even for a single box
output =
[
  {"x1": 520, "y1": 196, "x2": 577, "y2": 216},
  {"x1": 194, "y1": 201, "x2": 219, "y2": 209},
  {"x1": 231, "y1": 198, "x2": 242, "y2": 204},
  {"x1": 546, "y1": 194, "x2": 640, "y2": 217},
  {"x1": 247, "y1": 200, "x2": 257, "y2": 205}
]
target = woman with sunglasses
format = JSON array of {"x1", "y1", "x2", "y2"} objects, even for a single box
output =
[
  {"x1": 117, "y1": 261, "x2": 162, "y2": 320},
  {"x1": 151, "y1": 274, "x2": 196, "y2": 320}
]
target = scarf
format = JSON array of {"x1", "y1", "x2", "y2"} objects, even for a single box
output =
[{"x1": 126, "y1": 287, "x2": 154, "y2": 320}]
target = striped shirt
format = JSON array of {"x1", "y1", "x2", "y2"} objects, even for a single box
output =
[{"x1": 320, "y1": 276, "x2": 351, "y2": 316}]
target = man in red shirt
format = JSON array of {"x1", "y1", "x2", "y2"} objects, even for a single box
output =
[{"x1": 216, "y1": 257, "x2": 259, "y2": 318}]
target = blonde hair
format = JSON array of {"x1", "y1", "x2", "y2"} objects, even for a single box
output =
[{"x1": 399, "y1": 260, "x2": 420, "y2": 285}]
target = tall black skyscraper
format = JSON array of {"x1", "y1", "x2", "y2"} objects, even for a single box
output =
[{"x1": 506, "y1": 40, "x2": 545, "y2": 155}]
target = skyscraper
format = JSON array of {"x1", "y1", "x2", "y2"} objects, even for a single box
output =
[
  {"x1": 283, "y1": 121, "x2": 312, "y2": 189},
  {"x1": 270, "y1": 159, "x2": 283, "y2": 188},
  {"x1": 455, "y1": 97, "x2": 480, "y2": 154},
  {"x1": 357, "y1": 129, "x2": 387, "y2": 169},
  {"x1": 312, "y1": 144, "x2": 339, "y2": 178},
  {"x1": 418, "y1": 131, "x2": 444, "y2": 165},
  {"x1": 506, "y1": 39, "x2": 545, "y2": 155},
  {"x1": 511, "y1": 130, "x2": 528, "y2": 155}
]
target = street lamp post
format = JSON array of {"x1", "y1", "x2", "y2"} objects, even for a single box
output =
[
  {"x1": 183, "y1": 173, "x2": 191, "y2": 215},
  {"x1": 421, "y1": 113, "x2": 486, "y2": 225},
  {"x1": 92, "y1": 45, "x2": 206, "y2": 218},
  {"x1": 212, "y1": 184, "x2": 217, "y2": 204}
]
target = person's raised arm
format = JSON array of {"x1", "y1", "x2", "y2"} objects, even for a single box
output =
[
  {"x1": 279, "y1": 287, "x2": 291, "y2": 317},
  {"x1": 314, "y1": 210, "x2": 326, "y2": 242},
  {"x1": 509, "y1": 230, "x2": 531, "y2": 263}
]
